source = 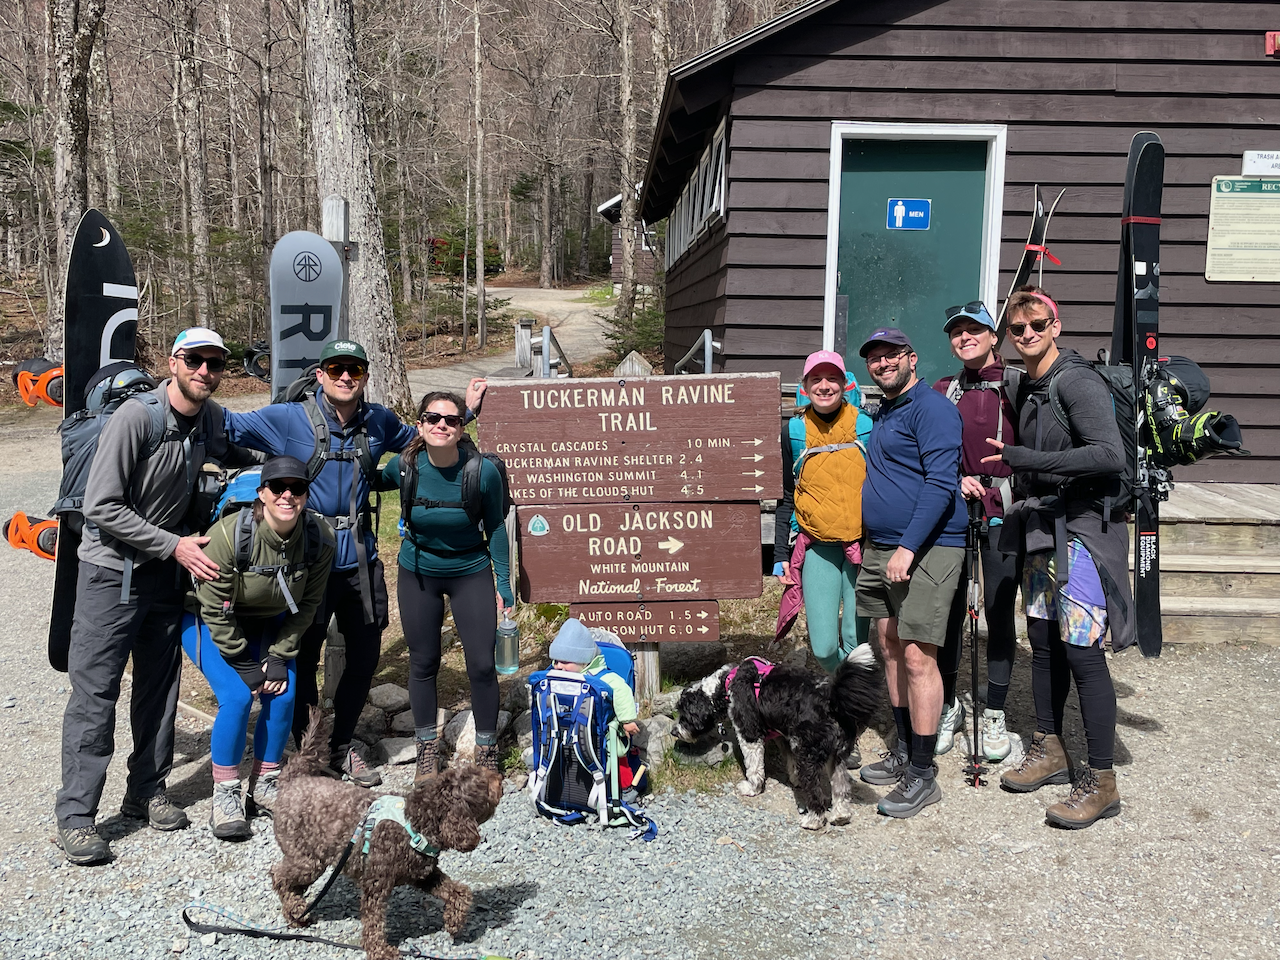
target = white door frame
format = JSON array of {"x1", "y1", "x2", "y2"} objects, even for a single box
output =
[{"x1": 822, "y1": 122, "x2": 1008, "y2": 351}]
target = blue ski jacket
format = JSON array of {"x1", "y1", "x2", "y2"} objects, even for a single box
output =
[{"x1": 223, "y1": 388, "x2": 416, "y2": 570}]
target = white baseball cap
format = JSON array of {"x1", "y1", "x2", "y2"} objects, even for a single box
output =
[{"x1": 171, "y1": 327, "x2": 229, "y2": 356}]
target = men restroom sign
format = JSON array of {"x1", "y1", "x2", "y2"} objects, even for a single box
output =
[{"x1": 886, "y1": 198, "x2": 931, "y2": 230}]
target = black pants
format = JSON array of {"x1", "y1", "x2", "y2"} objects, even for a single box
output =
[
  {"x1": 57, "y1": 560, "x2": 183, "y2": 829},
  {"x1": 939, "y1": 523, "x2": 1021, "y2": 708},
  {"x1": 1028, "y1": 616, "x2": 1117, "y2": 769},
  {"x1": 292, "y1": 559, "x2": 389, "y2": 752},
  {"x1": 397, "y1": 565, "x2": 499, "y2": 736}
]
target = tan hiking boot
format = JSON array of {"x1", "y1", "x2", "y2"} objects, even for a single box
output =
[
  {"x1": 414, "y1": 738, "x2": 440, "y2": 785},
  {"x1": 1000, "y1": 732, "x2": 1073, "y2": 793},
  {"x1": 1046, "y1": 766, "x2": 1121, "y2": 829}
]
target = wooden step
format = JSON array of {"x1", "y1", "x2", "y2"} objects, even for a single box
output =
[
  {"x1": 1160, "y1": 615, "x2": 1280, "y2": 645},
  {"x1": 1131, "y1": 555, "x2": 1280, "y2": 600},
  {"x1": 1142, "y1": 520, "x2": 1280, "y2": 556}
]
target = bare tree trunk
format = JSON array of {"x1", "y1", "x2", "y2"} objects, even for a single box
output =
[
  {"x1": 576, "y1": 152, "x2": 593, "y2": 278},
  {"x1": 614, "y1": 0, "x2": 638, "y2": 329},
  {"x1": 175, "y1": 0, "x2": 212, "y2": 328},
  {"x1": 462, "y1": 166, "x2": 470, "y2": 352},
  {"x1": 539, "y1": 157, "x2": 552, "y2": 288},
  {"x1": 49, "y1": 0, "x2": 107, "y2": 361},
  {"x1": 221, "y1": 3, "x2": 241, "y2": 232},
  {"x1": 472, "y1": 0, "x2": 486, "y2": 346},
  {"x1": 651, "y1": 0, "x2": 670, "y2": 127},
  {"x1": 258, "y1": 0, "x2": 274, "y2": 295},
  {"x1": 305, "y1": 0, "x2": 411, "y2": 410},
  {"x1": 710, "y1": 0, "x2": 733, "y2": 45},
  {"x1": 171, "y1": 84, "x2": 194, "y2": 324}
]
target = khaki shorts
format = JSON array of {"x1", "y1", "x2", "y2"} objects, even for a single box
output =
[{"x1": 855, "y1": 542, "x2": 964, "y2": 645}]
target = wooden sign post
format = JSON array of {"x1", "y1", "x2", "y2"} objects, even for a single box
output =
[{"x1": 479, "y1": 372, "x2": 781, "y2": 699}]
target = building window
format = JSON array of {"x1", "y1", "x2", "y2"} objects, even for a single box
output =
[{"x1": 666, "y1": 119, "x2": 727, "y2": 270}]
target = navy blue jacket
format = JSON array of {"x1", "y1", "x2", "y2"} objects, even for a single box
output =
[
  {"x1": 862, "y1": 378, "x2": 966, "y2": 553},
  {"x1": 224, "y1": 388, "x2": 416, "y2": 570}
]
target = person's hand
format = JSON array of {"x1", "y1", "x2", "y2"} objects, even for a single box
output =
[
  {"x1": 496, "y1": 592, "x2": 513, "y2": 617},
  {"x1": 886, "y1": 546, "x2": 915, "y2": 584},
  {"x1": 260, "y1": 679, "x2": 287, "y2": 696},
  {"x1": 960, "y1": 475, "x2": 986, "y2": 500},
  {"x1": 622, "y1": 721, "x2": 640, "y2": 736},
  {"x1": 777, "y1": 561, "x2": 793, "y2": 585},
  {"x1": 980, "y1": 437, "x2": 1006, "y2": 465},
  {"x1": 174, "y1": 535, "x2": 219, "y2": 581},
  {"x1": 466, "y1": 377, "x2": 488, "y2": 414}
]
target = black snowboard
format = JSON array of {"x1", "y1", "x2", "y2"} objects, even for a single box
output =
[
  {"x1": 48, "y1": 210, "x2": 139, "y2": 671},
  {"x1": 1113, "y1": 133, "x2": 1166, "y2": 659}
]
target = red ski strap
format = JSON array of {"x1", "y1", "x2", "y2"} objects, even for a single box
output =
[
  {"x1": 1025, "y1": 243, "x2": 1061, "y2": 265},
  {"x1": 1121, "y1": 216, "x2": 1162, "y2": 225}
]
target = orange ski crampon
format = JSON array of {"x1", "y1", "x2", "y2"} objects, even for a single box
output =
[
  {"x1": 4, "y1": 512, "x2": 57, "y2": 561},
  {"x1": 13, "y1": 358, "x2": 64, "y2": 408}
]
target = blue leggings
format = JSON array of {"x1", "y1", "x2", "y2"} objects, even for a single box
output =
[
  {"x1": 180, "y1": 613, "x2": 297, "y2": 768},
  {"x1": 801, "y1": 541, "x2": 870, "y2": 673}
]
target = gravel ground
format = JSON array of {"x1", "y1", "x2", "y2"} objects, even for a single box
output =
[{"x1": 1, "y1": 404, "x2": 1279, "y2": 960}]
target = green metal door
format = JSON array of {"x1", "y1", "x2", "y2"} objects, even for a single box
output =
[{"x1": 837, "y1": 139, "x2": 988, "y2": 386}]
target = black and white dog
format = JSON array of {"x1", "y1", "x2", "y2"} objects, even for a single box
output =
[{"x1": 672, "y1": 645, "x2": 881, "y2": 830}]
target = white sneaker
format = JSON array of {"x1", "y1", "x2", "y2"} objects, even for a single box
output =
[
  {"x1": 934, "y1": 698, "x2": 966, "y2": 755},
  {"x1": 981, "y1": 708, "x2": 1012, "y2": 761}
]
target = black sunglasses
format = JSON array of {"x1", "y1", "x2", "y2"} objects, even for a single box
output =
[
  {"x1": 265, "y1": 479, "x2": 309, "y2": 497},
  {"x1": 176, "y1": 352, "x2": 227, "y2": 372},
  {"x1": 1008, "y1": 317, "x2": 1053, "y2": 338},
  {"x1": 944, "y1": 301, "x2": 986, "y2": 320},
  {"x1": 420, "y1": 412, "x2": 464, "y2": 428},
  {"x1": 322, "y1": 360, "x2": 368, "y2": 379}
]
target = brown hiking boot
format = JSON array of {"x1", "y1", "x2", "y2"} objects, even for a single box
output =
[
  {"x1": 414, "y1": 738, "x2": 440, "y2": 785},
  {"x1": 1000, "y1": 732, "x2": 1073, "y2": 793},
  {"x1": 1046, "y1": 766, "x2": 1121, "y2": 829},
  {"x1": 474, "y1": 743, "x2": 501, "y2": 773}
]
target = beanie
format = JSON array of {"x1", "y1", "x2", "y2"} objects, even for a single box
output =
[{"x1": 549, "y1": 618, "x2": 598, "y2": 665}]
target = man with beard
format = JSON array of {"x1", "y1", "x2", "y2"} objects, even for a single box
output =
[
  {"x1": 855, "y1": 327, "x2": 967, "y2": 818},
  {"x1": 56, "y1": 328, "x2": 246, "y2": 865}
]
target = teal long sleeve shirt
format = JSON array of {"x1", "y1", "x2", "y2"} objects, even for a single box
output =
[{"x1": 381, "y1": 447, "x2": 514, "y2": 607}]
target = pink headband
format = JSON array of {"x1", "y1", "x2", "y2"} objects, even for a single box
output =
[{"x1": 1026, "y1": 292, "x2": 1059, "y2": 321}]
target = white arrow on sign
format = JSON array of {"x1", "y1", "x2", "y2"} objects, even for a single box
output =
[
  {"x1": 696, "y1": 610, "x2": 708, "y2": 619},
  {"x1": 741, "y1": 438, "x2": 764, "y2": 446},
  {"x1": 742, "y1": 469, "x2": 764, "y2": 478},
  {"x1": 741, "y1": 454, "x2": 764, "y2": 462},
  {"x1": 742, "y1": 485, "x2": 764, "y2": 493},
  {"x1": 657, "y1": 537, "x2": 684, "y2": 554},
  {"x1": 697, "y1": 626, "x2": 709, "y2": 634}
]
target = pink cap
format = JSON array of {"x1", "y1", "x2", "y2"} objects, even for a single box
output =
[{"x1": 802, "y1": 350, "x2": 846, "y2": 378}]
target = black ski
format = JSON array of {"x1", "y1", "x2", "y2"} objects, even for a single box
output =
[
  {"x1": 1114, "y1": 133, "x2": 1166, "y2": 659},
  {"x1": 996, "y1": 184, "x2": 1065, "y2": 337}
]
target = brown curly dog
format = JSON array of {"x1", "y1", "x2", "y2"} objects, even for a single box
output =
[{"x1": 270, "y1": 708, "x2": 503, "y2": 960}]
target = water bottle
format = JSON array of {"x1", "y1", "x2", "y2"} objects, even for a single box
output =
[{"x1": 495, "y1": 615, "x2": 520, "y2": 675}]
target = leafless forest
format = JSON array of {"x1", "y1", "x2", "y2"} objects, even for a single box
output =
[{"x1": 0, "y1": 0, "x2": 801, "y2": 368}]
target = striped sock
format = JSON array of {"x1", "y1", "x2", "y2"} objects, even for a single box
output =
[{"x1": 211, "y1": 763, "x2": 240, "y2": 783}]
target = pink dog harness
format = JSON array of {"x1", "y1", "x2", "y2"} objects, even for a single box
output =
[{"x1": 725, "y1": 657, "x2": 781, "y2": 740}]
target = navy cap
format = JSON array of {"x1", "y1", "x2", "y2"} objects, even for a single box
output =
[
  {"x1": 943, "y1": 301, "x2": 997, "y2": 334},
  {"x1": 858, "y1": 327, "x2": 915, "y2": 358}
]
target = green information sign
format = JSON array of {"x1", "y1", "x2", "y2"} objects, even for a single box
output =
[{"x1": 1206, "y1": 176, "x2": 1280, "y2": 282}]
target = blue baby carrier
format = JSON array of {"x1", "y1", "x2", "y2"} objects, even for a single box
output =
[{"x1": 527, "y1": 631, "x2": 657, "y2": 841}]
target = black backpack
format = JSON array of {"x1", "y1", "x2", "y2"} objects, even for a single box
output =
[{"x1": 397, "y1": 437, "x2": 512, "y2": 533}]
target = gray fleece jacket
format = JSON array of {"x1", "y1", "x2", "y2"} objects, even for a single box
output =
[{"x1": 79, "y1": 382, "x2": 234, "y2": 572}]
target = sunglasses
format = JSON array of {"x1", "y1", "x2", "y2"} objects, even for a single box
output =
[
  {"x1": 176, "y1": 352, "x2": 227, "y2": 372},
  {"x1": 1008, "y1": 317, "x2": 1054, "y2": 338},
  {"x1": 420, "y1": 412, "x2": 464, "y2": 428},
  {"x1": 322, "y1": 361, "x2": 368, "y2": 379},
  {"x1": 265, "y1": 479, "x2": 309, "y2": 497},
  {"x1": 944, "y1": 301, "x2": 986, "y2": 320}
]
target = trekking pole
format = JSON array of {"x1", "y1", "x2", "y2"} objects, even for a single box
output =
[{"x1": 962, "y1": 497, "x2": 988, "y2": 788}]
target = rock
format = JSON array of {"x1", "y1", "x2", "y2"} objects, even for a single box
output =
[
  {"x1": 520, "y1": 746, "x2": 534, "y2": 769},
  {"x1": 367, "y1": 683, "x2": 410, "y2": 713},
  {"x1": 512, "y1": 711, "x2": 534, "y2": 751},
  {"x1": 446, "y1": 709, "x2": 512, "y2": 760},
  {"x1": 509, "y1": 771, "x2": 529, "y2": 790},
  {"x1": 635, "y1": 715, "x2": 675, "y2": 761},
  {"x1": 503, "y1": 677, "x2": 531, "y2": 714},
  {"x1": 649, "y1": 688, "x2": 683, "y2": 716},
  {"x1": 443, "y1": 709, "x2": 472, "y2": 748},
  {"x1": 353, "y1": 704, "x2": 387, "y2": 745},
  {"x1": 390, "y1": 710, "x2": 416, "y2": 736},
  {"x1": 780, "y1": 646, "x2": 810, "y2": 670},
  {"x1": 376, "y1": 737, "x2": 417, "y2": 765},
  {"x1": 171, "y1": 939, "x2": 188, "y2": 954},
  {"x1": 200, "y1": 932, "x2": 217, "y2": 947},
  {"x1": 658, "y1": 642, "x2": 729, "y2": 681},
  {"x1": 672, "y1": 734, "x2": 734, "y2": 767}
]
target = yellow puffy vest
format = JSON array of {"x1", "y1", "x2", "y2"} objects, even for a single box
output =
[{"x1": 793, "y1": 402, "x2": 865, "y2": 543}]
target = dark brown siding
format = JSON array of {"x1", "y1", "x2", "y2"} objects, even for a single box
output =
[
  {"x1": 667, "y1": 0, "x2": 1280, "y2": 481},
  {"x1": 610, "y1": 226, "x2": 659, "y2": 287}
]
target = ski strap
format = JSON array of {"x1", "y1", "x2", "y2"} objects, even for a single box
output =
[
  {"x1": 1121, "y1": 216, "x2": 1161, "y2": 225},
  {"x1": 1025, "y1": 243, "x2": 1061, "y2": 265}
]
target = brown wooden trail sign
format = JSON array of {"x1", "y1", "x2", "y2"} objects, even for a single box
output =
[
  {"x1": 516, "y1": 502, "x2": 762, "y2": 603},
  {"x1": 570, "y1": 601, "x2": 720, "y2": 643},
  {"x1": 478, "y1": 373, "x2": 782, "y2": 504}
]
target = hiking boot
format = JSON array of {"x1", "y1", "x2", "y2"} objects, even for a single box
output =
[
  {"x1": 1000, "y1": 732, "x2": 1073, "y2": 793},
  {"x1": 249, "y1": 769, "x2": 280, "y2": 817},
  {"x1": 414, "y1": 738, "x2": 440, "y2": 785},
  {"x1": 120, "y1": 791, "x2": 190, "y2": 831},
  {"x1": 1045, "y1": 766, "x2": 1121, "y2": 829},
  {"x1": 877, "y1": 770, "x2": 942, "y2": 819},
  {"x1": 981, "y1": 709, "x2": 1012, "y2": 762},
  {"x1": 209, "y1": 780, "x2": 251, "y2": 841},
  {"x1": 474, "y1": 743, "x2": 501, "y2": 772},
  {"x1": 333, "y1": 743, "x2": 382, "y2": 788},
  {"x1": 57, "y1": 824, "x2": 112, "y2": 866},
  {"x1": 860, "y1": 746, "x2": 906, "y2": 786},
  {"x1": 934, "y1": 698, "x2": 966, "y2": 755}
]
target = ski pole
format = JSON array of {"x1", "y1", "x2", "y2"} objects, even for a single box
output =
[{"x1": 962, "y1": 497, "x2": 988, "y2": 788}]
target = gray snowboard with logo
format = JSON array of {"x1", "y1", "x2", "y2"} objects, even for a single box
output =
[{"x1": 268, "y1": 231, "x2": 344, "y2": 402}]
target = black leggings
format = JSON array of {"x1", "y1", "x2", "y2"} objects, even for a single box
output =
[
  {"x1": 940, "y1": 524, "x2": 1021, "y2": 708},
  {"x1": 397, "y1": 565, "x2": 499, "y2": 737},
  {"x1": 1027, "y1": 616, "x2": 1117, "y2": 769}
]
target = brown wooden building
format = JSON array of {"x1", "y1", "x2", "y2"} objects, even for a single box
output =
[{"x1": 640, "y1": 0, "x2": 1280, "y2": 481}]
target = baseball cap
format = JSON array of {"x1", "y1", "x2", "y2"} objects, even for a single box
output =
[
  {"x1": 319, "y1": 339, "x2": 369, "y2": 364},
  {"x1": 171, "y1": 327, "x2": 229, "y2": 357},
  {"x1": 802, "y1": 350, "x2": 847, "y2": 378},
  {"x1": 258, "y1": 455, "x2": 311, "y2": 488},
  {"x1": 858, "y1": 327, "x2": 915, "y2": 358},
  {"x1": 943, "y1": 301, "x2": 997, "y2": 333}
]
